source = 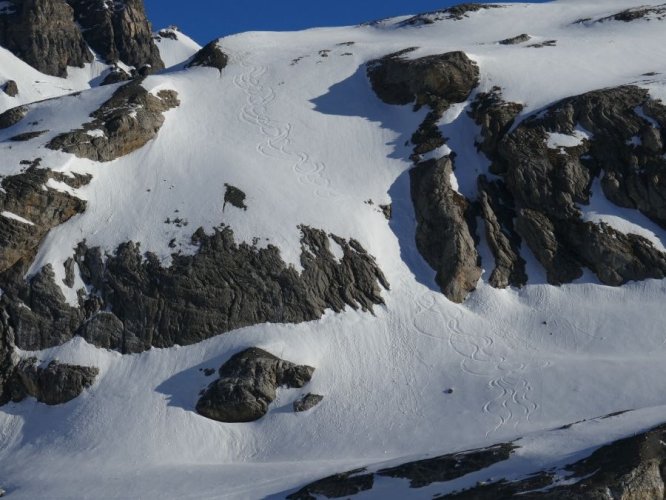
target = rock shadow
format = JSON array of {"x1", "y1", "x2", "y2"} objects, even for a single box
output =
[{"x1": 310, "y1": 64, "x2": 438, "y2": 291}]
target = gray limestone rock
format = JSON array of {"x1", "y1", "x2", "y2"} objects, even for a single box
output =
[
  {"x1": 410, "y1": 157, "x2": 481, "y2": 302},
  {"x1": 293, "y1": 393, "x2": 323, "y2": 412},
  {"x1": 196, "y1": 348, "x2": 314, "y2": 423},
  {"x1": 0, "y1": 0, "x2": 92, "y2": 77},
  {"x1": 2, "y1": 80, "x2": 18, "y2": 97},
  {"x1": 66, "y1": 0, "x2": 164, "y2": 72},
  {"x1": 48, "y1": 78, "x2": 180, "y2": 162},
  {"x1": 186, "y1": 40, "x2": 228, "y2": 72},
  {"x1": 12, "y1": 357, "x2": 98, "y2": 405},
  {"x1": 0, "y1": 105, "x2": 28, "y2": 129},
  {"x1": 498, "y1": 34, "x2": 531, "y2": 45}
]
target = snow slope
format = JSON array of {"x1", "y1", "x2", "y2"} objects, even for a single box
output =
[{"x1": 2, "y1": 1, "x2": 666, "y2": 498}]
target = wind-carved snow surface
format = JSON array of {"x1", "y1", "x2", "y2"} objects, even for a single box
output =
[{"x1": 2, "y1": 1, "x2": 666, "y2": 498}]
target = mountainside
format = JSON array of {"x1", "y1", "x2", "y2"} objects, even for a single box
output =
[{"x1": 1, "y1": 1, "x2": 666, "y2": 498}]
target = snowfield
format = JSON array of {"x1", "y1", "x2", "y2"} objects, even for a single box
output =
[{"x1": 2, "y1": 0, "x2": 666, "y2": 498}]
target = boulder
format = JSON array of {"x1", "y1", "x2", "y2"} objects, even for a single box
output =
[
  {"x1": 12, "y1": 357, "x2": 98, "y2": 405},
  {"x1": 293, "y1": 393, "x2": 323, "y2": 412},
  {"x1": 186, "y1": 40, "x2": 228, "y2": 72},
  {"x1": 196, "y1": 348, "x2": 315, "y2": 423},
  {"x1": 2, "y1": 80, "x2": 18, "y2": 97}
]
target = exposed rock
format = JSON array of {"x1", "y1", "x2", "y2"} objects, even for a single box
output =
[
  {"x1": 498, "y1": 33, "x2": 531, "y2": 45},
  {"x1": 478, "y1": 176, "x2": 527, "y2": 288},
  {"x1": 0, "y1": 0, "x2": 92, "y2": 77},
  {"x1": 410, "y1": 157, "x2": 481, "y2": 302},
  {"x1": 9, "y1": 130, "x2": 47, "y2": 142},
  {"x1": 293, "y1": 393, "x2": 323, "y2": 412},
  {"x1": 0, "y1": 105, "x2": 28, "y2": 129},
  {"x1": 379, "y1": 203, "x2": 392, "y2": 220},
  {"x1": 196, "y1": 347, "x2": 314, "y2": 423},
  {"x1": 446, "y1": 423, "x2": 666, "y2": 499},
  {"x1": 48, "y1": 78, "x2": 180, "y2": 162},
  {"x1": 12, "y1": 357, "x2": 98, "y2": 405},
  {"x1": 493, "y1": 85, "x2": 666, "y2": 286},
  {"x1": 0, "y1": 310, "x2": 17, "y2": 405},
  {"x1": 223, "y1": 184, "x2": 247, "y2": 211},
  {"x1": 400, "y1": 4, "x2": 502, "y2": 26},
  {"x1": 0, "y1": 167, "x2": 87, "y2": 275},
  {"x1": 156, "y1": 27, "x2": 179, "y2": 41},
  {"x1": 3, "y1": 224, "x2": 388, "y2": 353},
  {"x1": 527, "y1": 40, "x2": 557, "y2": 48},
  {"x1": 368, "y1": 49, "x2": 478, "y2": 158},
  {"x1": 597, "y1": 4, "x2": 666, "y2": 23},
  {"x1": 100, "y1": 66, "x2": 132, "y2": 86},
  {"x1": 287, "y1": 469, "x2": 374, "y2": 500},
  {"x1": 66, "y1": 0, "x2": 164, "y2": 72},
  {"x1": 469, "y1": 86, "x2": 523, "y2": 163},
  {"x1": 186, "y1": 40, "x2": 229, "y2": 72},
  {"x1": 2, "y1": 80, "x2": 18, "y2": 97},
  {"x1": 288, "y1": 443, "x2": 515, "y2": 498}
]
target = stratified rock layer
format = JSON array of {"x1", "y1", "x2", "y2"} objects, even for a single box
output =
[
  {"x1": 66, "y1": 0, "x2": 164, "y2": 71},
  {"x1": 196, "y1": 348, "x2": 314, "y2": 423},
  {"x1": 0, "y1": 0, "x2": 92, "y2": 77},
  {"x1": 48, "y1": 79, "x2": 180, "y2": 162}
]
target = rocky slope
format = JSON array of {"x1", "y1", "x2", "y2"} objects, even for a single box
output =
[{"x1": 1, "y1": 1, "x2": 666, "y2": 499}]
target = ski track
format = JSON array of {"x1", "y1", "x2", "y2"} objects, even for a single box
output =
[
  {"x1": 403, "y1": 278, "x2": 539, "y2": 436},
  {"x1": 232, "y1": 57, "x2": 337, "y2": 199}
]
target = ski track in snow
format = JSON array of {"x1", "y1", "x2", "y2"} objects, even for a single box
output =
[
  {"x1": 233, "y1": 57, "x2": 338, "y2": 199},
  {"x1": 402, "y1": 278, "x2": 539, "y2": 435}
]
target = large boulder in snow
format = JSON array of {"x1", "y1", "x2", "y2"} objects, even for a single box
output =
[
  {"x1": 196, "y1": 348, "x2": 315, "y2": 423},
  {"x1": 2, "y1": 80, "x2": 18, "y2": 97},
  {"x1": 11, "y1": 357, "x2": 98, "y2": 405},
  {"x1": 66, "y1": 0, "x2": 164, "y2": 72},
  {"x1": 186, "y1": 40, "x2": 228, "y2": 72},
  {"x1": 0, "y1": 0, "x2": 92, "y2": 77},
  {"x1": 48, "y1": 78, "x2": 180, "y2": 162}
]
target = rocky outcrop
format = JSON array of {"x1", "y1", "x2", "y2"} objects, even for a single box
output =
[
  {"x1": 399, "y1": 4, "x2": 502, "y2": 26},
  {"x1": 287, "y1": 442, "x2": 515, "y2": 498},
  {"x1": 100, "y1": 66, "x2": 132, "y2": 86},
  {"x1": 223, "y1": 184, "x2": 247, "y2": 211},
  {"x1": 595, "y1": 4, "x2": 666, "y2": 23},
  {"x1": 368, "y1": 50, "x2": 481, "y2": 302},
  {"x1": 478, "y1": 176, "x2": 527, "y2": 288},
  {"x1": 11, "y1": 357, "x2": 98, "y2": 405},
  {"x1": 0, "y1": 105, "x2": 28, "y2": 129},
  {"x1": 0, "y1": 167, "x2": 88, "y2": 274},
  {"x1": 186, "y1": 40, "x2": 228, "y2": 72},
  {"x1": 0, "y1": 0, "x2": 92, "y2": 77},
  {"x1": 48, "y1": 79, "x2": 179, "y2": 162},
  {"x1": 196, "y1": 348, "x2": 314, "y2": 423},
  {"x1": 293, "y1": 393, "x2": 323, "y2": 412},
  {"x1": 2, "y1": 80, "x2": 18, "y2": 97},
  {"x1": 66, "y1": 0, "x2": 164, "y2": 72},
  {"x1": 495, "y1": 85, "x2": 666, "y2": 286},
  {"x1": 498, "y1": 34, "x2": 531, "y2": 45},
  {"x1": 2, "y1": 224, "x2": 388, "y2": 353},
  {"x1": 411, "y1": 158, "x2": 481, "y2": 302}
]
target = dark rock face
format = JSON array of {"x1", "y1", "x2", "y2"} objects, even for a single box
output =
[
  {"x1": 498, "y1": 34, "x2": 531, "y2": 45},
  {"x1": 48, "y1": 79, "x2": 180, "y2": 162},
  {"x1": 11, "y1": 357, "x2": 98, "y2": 405},
  {"x1": 293, "y1": 393, "x2": 323, "y2": 412},
  {"x1": 287, "y1": 443, "x2": 515, "y2": 498},
  {"x1": 0, "y1": 0, "x2": 92, "y2": 77},
  {"x1": 597, "y1": 4, "x2": 666, "y2": 23},
  {"x1": 368, "y1": 50, "x2": 481, "y2": 302},
  {"x1": 287, "y1": 469, "x2": 374, "y2": 500},
  {"x1": 411, "y1": 158, "x2": 481, "y2": 302},
  {"x1": 66, "y1": 0, "x2": 164, "y2": 72},
  {"x1": 0, "y1": 167, "x2": 87, "y2": 274},
  {"x1": 2, "y1": 80, "x2": 18, "y2": 97},
  {"x1": 2, "y1": 224, "x2": 388, "y2": 353},
  {"x1": 399, "y1": 3, "x2": 502, "y2": 26},
  {"x1": 223, "y1": 184, "x2": 247, "y2": 211},
  {"x1": 494, "y1": 85, "x2": 666, "y2": 286},
  {"x1": 9, "y1": 130, "x2": 47, "y2": 141},
  {"x1": 100, "y1": 66, "x2": 131, "y2": 86},
  {"x1": 0, "y1": 105, "x2": 28, "y2": 129},
  {"x1": 186, "y1": 40, "x2": 228, "y2": 72},
  {"x1": 196, "y1": 348, "x2": 314, "y2": 423}
]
